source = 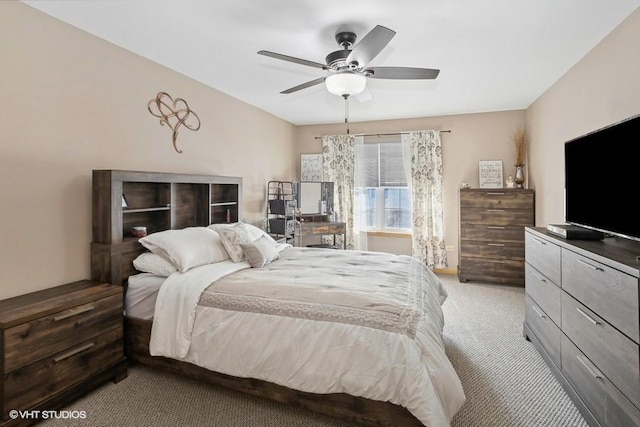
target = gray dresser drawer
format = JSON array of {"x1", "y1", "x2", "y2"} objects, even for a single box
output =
[
  {"x1": 525, "y1": 232, "x2": 561, "y2": 285},
  {"x1": 525, "y1": 263, "x2": 561, "y2": 327},
  {"x1": 562, "y1": 335, "x2": 640, "y2": 427},
  {"x1": 562, "y1": 248, "x2": 639, "y2": 344},
  {"x1": 562, "y1": 292, "x2": 640, "y2": 408},
  {"x1": 525, "y1": 295, "x2": 561, "y2": 367}
]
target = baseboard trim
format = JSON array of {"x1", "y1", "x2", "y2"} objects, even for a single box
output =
[{"x1": 434, "y1": 267, "x2": 457, "y2": 275}]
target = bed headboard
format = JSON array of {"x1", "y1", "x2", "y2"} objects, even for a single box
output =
[{"x1": 90, "y1": 170, "x2": 243, "y2": 286}]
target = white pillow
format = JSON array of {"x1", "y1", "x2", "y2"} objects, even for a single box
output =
[
  {"x1": 240, "y1": 236, "x2": 280, "y2": 268},
  {"x1": 133, "y1": 252, "x2": 178, "y2": 276},
  {"x1": 216, "y1": 223, "x2": 252, "y2": 262},
  {"x1": 209, "y1": 222, "x2": 277, "y2": 245},
  {"x1": 138, "y1": 227, "x2": 230, "y2": 273}
]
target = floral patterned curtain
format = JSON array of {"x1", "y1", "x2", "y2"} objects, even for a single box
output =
[
  {"x1": 322, "y1": 134, "x2": 360, "y2": 250},
  {"x1": 401, "y1": 130, "x2": 448, "y2": 268}
]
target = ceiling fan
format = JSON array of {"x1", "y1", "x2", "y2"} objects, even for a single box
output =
[{"x1": 258, "y1": 25, "x2": 440, "y2": 99}]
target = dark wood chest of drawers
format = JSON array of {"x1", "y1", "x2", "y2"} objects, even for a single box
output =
[
  {"x1": 458, "y1": 188, "x2": 535, "y2": 285},
  {"x1": 0, "y1": 280, "x2": 127, "y2": 426}
]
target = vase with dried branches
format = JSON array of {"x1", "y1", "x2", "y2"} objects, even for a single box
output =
[{"x1": 512, "y1": 127, "x2": 527, "y2": 188}]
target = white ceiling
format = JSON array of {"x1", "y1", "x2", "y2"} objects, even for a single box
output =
[{"x1": 23, "y1": 0, "x2": 640, "y2": 126}]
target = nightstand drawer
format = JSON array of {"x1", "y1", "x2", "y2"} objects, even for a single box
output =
[
  {"x1": 4, "y1": 294, "x2": 122, "y2": 372},
  {"x1": 3, "y1": 327, "x2": 123, "y2": 419}
]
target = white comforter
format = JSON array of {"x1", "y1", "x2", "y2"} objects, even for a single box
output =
[{"x1": 150, "y1": 247, "x2": 465, "y2": 426}]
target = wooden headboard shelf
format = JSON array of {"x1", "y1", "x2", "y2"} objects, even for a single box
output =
[{"x1": 91, "y1": 170, "x2": 243, "y2": 285}]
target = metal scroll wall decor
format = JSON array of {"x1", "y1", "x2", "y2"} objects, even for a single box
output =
[{"x1": 147, "y1": 92, "x2": 201, "y2": 153}]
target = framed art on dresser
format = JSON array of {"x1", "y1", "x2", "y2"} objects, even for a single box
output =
[{"x1": 479, "y1": 160, "x2": 503, "y2": 188}]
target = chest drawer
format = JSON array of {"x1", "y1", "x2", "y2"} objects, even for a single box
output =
[
  {"x1": 3, "y1": 294, "x2": 122, "y2": 373},
  {"x1": 460, "y1": 190, "x2": 534, "y2": 209},
  {"x1": 525, "y1": 295, "x2": 561, "y2": 367},
  {"x1": 460, "y1": 223, "x2": 525, "y2": 243},
  {"x1": 525, "y1": 263, "x2": 561, "y2": 327},
  {"x1": 460, "y1": 241, "x2": 524, "y2": 260},
  {"x1": 459, "y1": 257, "x2": 525, "y2": 284},
  {"x1": 460, "y1": 208, "x2": 533, "y2": 227},
  {"x1": 525, "y1": 232, "x2": 561, "y2": 285},
  {"x1": 562, "y1": 292, "x2": 639, "y2": 408},
  {"x1": 3, "y1": 327, "x2": 123, "y2": 419},
  {"x1": 562, "y1": 248, "x2": 639, "y2": 343}
]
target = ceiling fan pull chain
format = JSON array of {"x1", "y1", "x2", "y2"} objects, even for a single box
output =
[{"x1": 343, "y1": 94, "x2": 350, "y2": 134}]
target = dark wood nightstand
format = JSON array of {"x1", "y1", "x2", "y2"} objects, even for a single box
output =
[{"x1": 0, "y1": 280, "x2": 127, "y2": 426}]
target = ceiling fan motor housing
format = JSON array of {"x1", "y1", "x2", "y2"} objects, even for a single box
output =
[
  {"x1": 325, "y1": 49, "x2": 352, "y2": 68},
  {"x1": 326, "y1": 31, "x2": 359, "y2": 69}
]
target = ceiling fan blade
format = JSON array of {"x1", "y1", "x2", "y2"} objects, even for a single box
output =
[
  {"x1": 355, "y1": 86, "x2": 372, "y2": 103},
  {"x1": 280, "y1": 77, "x2": 326, "y2": 94},
  {"x1": 364, "y1": 67, "x2": 440, "y2": 80},
  {"x1": 346, "y1": 25, "x2": 395, "y2": 68},
  {"x1": 258, "y1": 50, "x2": 327, "y2": 70}
]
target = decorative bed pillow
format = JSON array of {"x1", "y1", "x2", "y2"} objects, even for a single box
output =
[
  {"x1": 209, "y1": 222, "x2": 277, "y2": 245},
  {"x1": 240, "y1": 235, "x2": 280, "y2": 268},
  {"x1": 138, "y1": 227, "x2": 230, "y2": 273},
  {"x1": 133, "y1": 252, "x2": 178, "y2": 276},
  {"x1": 216, "y1": 223, "x2": 251, "y2": 262}
]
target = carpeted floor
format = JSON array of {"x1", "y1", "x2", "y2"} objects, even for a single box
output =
[{"x1": 38, "y1": 275, "x2": 587, "y2": 426}]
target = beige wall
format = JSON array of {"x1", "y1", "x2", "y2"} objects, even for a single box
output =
[
  {"x1": 527, "y1": 7, "x2": 640, "y2": 226},
  {"x1": 294, "y1": 110, "x2": 527, "y2": 266},
  {"x1": 0, "y1": 3, "x2": 296, "y2": 299}
]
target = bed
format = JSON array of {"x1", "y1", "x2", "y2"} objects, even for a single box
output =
[{"x1": 116, "y1": 223, "x2": 465, "y2": 426}]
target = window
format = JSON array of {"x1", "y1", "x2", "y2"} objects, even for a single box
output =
[{"x1": 355, "y1": 141, "x2": 410, "y2": 231}]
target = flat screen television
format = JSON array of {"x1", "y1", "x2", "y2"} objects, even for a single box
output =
[{"x1": 564, "y1": 114, "x2": 640, "y2": 242}]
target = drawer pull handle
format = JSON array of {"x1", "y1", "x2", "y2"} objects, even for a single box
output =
[
  {"x1": 576, "y1": 355, "x2": 603, "y2": 380},
  {"x1": 533, "y1": 238, "x2": 547, "y2": 246},
  {"x1": 486, "y1": 192, "x2": 505, "y2": 195},
  {"x1": 532, "y1": 272, "x2": 547, "y2": 283},
  {"x1": 532, "y1": 305, "x2": 546, "y2": 319},
  {"x1": 576, "y1": 307, "x2": 601, "y2": 326},
  {"x1": 487, "y1": 209, "x2": 505, "y2": 212},
  {"x1": 487, "y1": 226, "x2": 506, "y2": 230},
  {"x1": 53, "y1": 342, "x2": 95, "y2": 363},
  {"x1": 577, "y1": 258, "x2": 604, "y2": 272},
  {"x1": 487, "y1": 243, "x2": 505, "y2": 247},
  {"x1": 53, "y1": 305, "x2": 95, "y2": 321}
]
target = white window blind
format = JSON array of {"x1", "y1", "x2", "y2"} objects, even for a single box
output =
[
  {"x1": 356, "y1": 141, "x2": 410, "y2": 230},
  {"x1": 360, "y1": 142, "x2": 407, "y2": 187}
]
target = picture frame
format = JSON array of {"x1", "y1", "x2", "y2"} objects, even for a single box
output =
[
  {"x1": 301, "y1": 154, "x2": 323, "y2": 182},
  {"x1": 479, "y1": 160, "x2": 504, "y2": 188}
]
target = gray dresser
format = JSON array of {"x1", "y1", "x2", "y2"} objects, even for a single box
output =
[{"x1": 524, "y1": 227, "x2": 639, "y2": 426}]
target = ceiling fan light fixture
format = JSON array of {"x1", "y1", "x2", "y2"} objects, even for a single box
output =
[{"x1": 325, "y1": 73, "x2": 367, "y2": 96}]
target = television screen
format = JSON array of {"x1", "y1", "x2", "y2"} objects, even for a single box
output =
[{"x1": 564, "y1": 114, "x2": 640, "y2": 241}]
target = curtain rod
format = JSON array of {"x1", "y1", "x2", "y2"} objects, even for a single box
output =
[{"x1": 313, "y1": 130, "x2": 451, "y2": 140}]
